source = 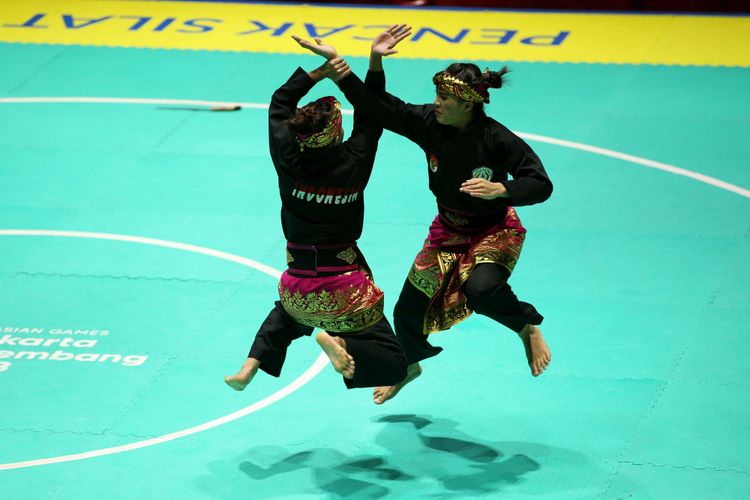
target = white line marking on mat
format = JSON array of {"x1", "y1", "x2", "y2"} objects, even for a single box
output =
[
  {"x1": 0, "y1": 230, "x2": 328, "y2": 471},
  {"x1": 2, "y1": 96, "x2": 747, "y2": 197}
]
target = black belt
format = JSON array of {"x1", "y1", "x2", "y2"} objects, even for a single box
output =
[
  {"x1": 438, "y1": 203, "x2": 508, "y2": 234},
  {"x1": 286, "y1": 242, "x2": 361, "y2": 277}
]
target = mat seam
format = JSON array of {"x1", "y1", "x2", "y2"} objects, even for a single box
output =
[
  {"x1": 617, "y1": 459, "x2": 748, "y2": 474},
  {"x1": 0, "y1": 427, "x2": 158, "y2": 439},
  {"x1": 599, "y1": 327, "x2": 692, "y2": 496},
  {"x1": 600, "y1": 268, "x2": 729, "y2": 497},
  {"x1": 103, "y1": 274, "x2": 250, "y2": 435}
]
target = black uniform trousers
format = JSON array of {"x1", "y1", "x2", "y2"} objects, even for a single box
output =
[
  {"x1": 248, "y1": 301, "x2": 407, "y2": 389},
  {"x1": 393, "y1": 263, "x2": 544, "y2": 365}
]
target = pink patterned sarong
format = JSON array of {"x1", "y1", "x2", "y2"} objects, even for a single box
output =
[
  {"x1": 408, "y1": 207, "x2": 526, "y2": 334},
  {"x1": 278, "y1": 269, "x2": 384, "y2": 333}
]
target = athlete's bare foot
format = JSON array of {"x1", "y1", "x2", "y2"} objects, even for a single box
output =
[
  {"x1": 373, "y1": 363, "x2": 422, "y2": 405},
  {"x1": 316, "y1": 331, "x2": 355, "y2": 379},
  {"x1": 224, "y1": 357, "x2": 261, "y2": 391},
  {"x1": 518, "y1": 324, "x2": 551, "y2": 376}
]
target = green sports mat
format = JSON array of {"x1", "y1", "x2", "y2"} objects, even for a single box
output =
[{"x1": 1, "y1": 2, "x2": 749, "y2": 498}]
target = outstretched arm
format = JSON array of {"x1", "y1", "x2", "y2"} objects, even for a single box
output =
[
  {"x1": 293, "y1": 27, "x2": 431, "y2": 147},
  {"x1": 291, "y1": 35, "x2": 338, "y2": 61},
  {"x1": 368, "y1": 23, "x2": 411, "y2": 72},
  {"x1": 346, "y1": 24, "x2": 412, "y2": 155},
  {"x1": 269, "y1": 57, "x2": 348, "y2": 124},
  {"x1": 336, "y1": 71, "x2": 432, "y2": 147}
]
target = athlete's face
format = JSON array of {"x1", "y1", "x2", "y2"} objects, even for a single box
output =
[{"x1": 434, "y1": 90, "x2": 473, "y2": 127}]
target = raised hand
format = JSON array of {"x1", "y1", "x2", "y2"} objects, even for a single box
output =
[
  {"x1": 321, "y1": 57, "x2": 351, "y2": 82},
  {"x1": 292, "y1": 35, "x2": 338, "y2": 60},
  {"x1": 371, "y1": 24, "x2": 412, "y2": 57}
]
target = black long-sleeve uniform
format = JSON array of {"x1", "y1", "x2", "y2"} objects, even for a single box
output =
[
  {"x1": 337, "y1": 72, "x2": 552, "y2": 230},
  {"x1": 246, "y1": 67, "x2": 407, "y2": 387},
  {"x1": 269, "y1": 67, "x2": 385, "y2": 244},
  {"x1": 337, "y1": 72, "x2": 551, "y2": 363}
]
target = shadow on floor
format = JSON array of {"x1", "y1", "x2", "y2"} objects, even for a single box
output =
[{"x1": 232, "y1": 414, "x2": 543, "y2": 498}]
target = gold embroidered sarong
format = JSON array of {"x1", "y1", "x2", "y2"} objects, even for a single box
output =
[
  {"x1": 279, "y1": 269, "x2": 384, "y2": 333},
  {"x1": 408, "y1": 207, "x2": 526, "y2": 334}
]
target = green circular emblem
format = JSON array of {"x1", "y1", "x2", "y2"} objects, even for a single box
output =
[{"x1": 472, "y1": 166, "x2": 494, "y2": 180}]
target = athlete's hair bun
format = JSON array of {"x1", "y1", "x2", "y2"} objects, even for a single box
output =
[{"x1": 483, "y1": 66, "x2": 510, "y2": 89}]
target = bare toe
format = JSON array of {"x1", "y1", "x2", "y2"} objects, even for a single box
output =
[
  {"x1": 372, "y1": 364, "x2": 422, "y2": 405},
  {"x1": 519, "y1": 325, "x2": 551, "y2": 377},
  {"x1": 317, "y1": 331, "x2": 356, "y2": 379}
]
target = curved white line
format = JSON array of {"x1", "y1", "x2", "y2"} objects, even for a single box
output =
[
  {"x1": 0, "y1": 230, "x2": 329, "y2": 471},
  {"x1": 0, "y1": 355, "x2": 329, "y2": 471},
  {"x1": 517, "y1": 132, "x2": 750, "y2": 199},
  {"x1": 0, "y1": 230, "x2": 282, "y2": 279},
  {"x1": 1, "y1": 96, "x2": 746, "y2": 196},
  {"x1": 0, "y1": 98, "x2": 747, "y2": 469}
]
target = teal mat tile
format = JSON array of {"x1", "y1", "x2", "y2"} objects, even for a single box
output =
[
  {"x1": 0, "y1": 434, "x2": 72, "y2": 500},
  {"x1": 0, "y1": 103, "x2": 188, "y2": 152},
  {"x1": 107, "y1": 284, "x2": 309, "y2": 437},
  {"x1": 0, "y1": 237, "x2": 59, "y2": 273},
  {"x1": 0, "y1": 274, "x2": 244, "y2": 433},
  {"x1": 453, "y1": 298, "x2": 697, "y2": 381},
  {"x1": 1, "y1": 146, "x2": 141, "y2": 210},
  {"x1": 672, "y1": 307, "x2": 750, "y2": 386},
  {"x1": 580, "y1": 114, "x2": 750, "y2": 194},
  {"x1": 516, "y1": 229, "x2": 738, "y2": 308},
  {"x1": 501, "y1": 63, "x2": 750, "y2": 189},
  {"x1": 1, "y1": 46, "x2": 242, "y2": 99},
  {"x1": 109, "y1": 345, "x2": 324, "y2": 437},
  {"x1": 606, "y1": 462, "x2": 750, "y2": 499},
  {"x1": 153, "y1": 107, "x2": 270, "y2": 158},
  {"x1": 0, "y1": 428, "x2": 148, "y2": 472},
  {"x1": 364, "y1": 366, "x2": 661, "y2": 462},
  {"x1": 1, "y1": 27, "x2": 749, "y2": 500},
  {"x1": 98, "y1": 151, "x2": 276, "y2": 216},
  {"x1": 205, "y1": 280, "x2": 292, "y2": 346},
  {"x1": 57, "y1": 211, "x2": 286, "y2": 267},
  {"x1": 0, "y1": 232, "x2": 275, "y2": 282},
  {"x1": 0, "y1": 206, "x2": 87, "y2": 231},
  {"x1": 711, "y1": 236, "x2": 750, "y2": 311},
  {"x1": 624, "y1": 381, "x2": 750, "y2": 472},
  {"x1": 0, "y1": 42, "x2": 65, "y2": 94},
  {"x1": 513, "y1": 148, "x2": 750, "y2": 238},
  {"x1": 0, "y1": 349, "x2": 172, "y2": 435}
]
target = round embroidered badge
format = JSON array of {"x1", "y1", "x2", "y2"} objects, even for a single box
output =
[
  {"x1": 472, "y1": 166, "x2": 494, "y2": 180},
  {"x1": 429, "y1": 154, "x2": 439, "y2": 173}
]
